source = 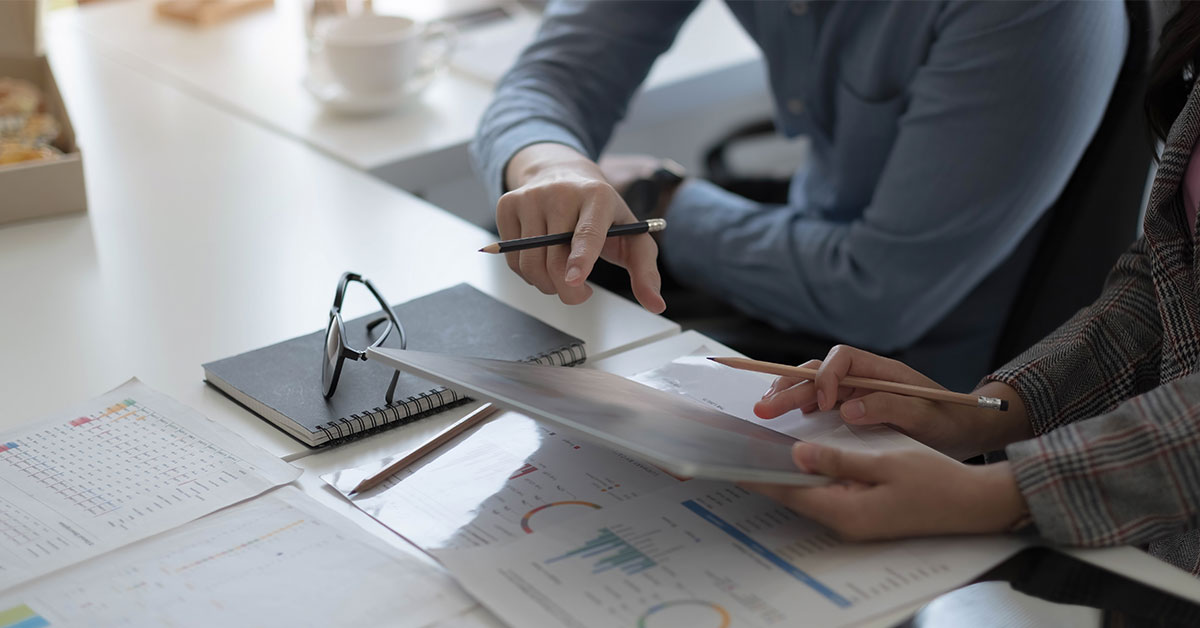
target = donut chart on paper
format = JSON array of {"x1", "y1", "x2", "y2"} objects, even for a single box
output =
[
  {"x1": 519, "y1": 501, "x2": 602, "y2": 533},
  {"x1": 637, "y1": 600, "x2": 731, "y2": 628}
]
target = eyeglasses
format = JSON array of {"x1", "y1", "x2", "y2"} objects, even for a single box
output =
[{"x1": 322, "y1": 272, "x2": 406, "y2": 402}]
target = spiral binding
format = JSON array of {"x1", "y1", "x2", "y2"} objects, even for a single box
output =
[
  {"x1": 523, "y1": 343, "x2": 587, "y2": 367},
  {"x1": 314, "y1": 342, "x2": 587, "y2": 446}
]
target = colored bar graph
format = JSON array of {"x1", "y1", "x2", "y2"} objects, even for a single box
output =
[
  {"x1": 0, "y1": 442, "x2": 17, "y2": 453},
  {"x1": 545, "y1": 527, "x2": 656, "y2": 576},
  {"x1": 0, "y1": 604, "x2": 49, "y2": 628},
  {"x1": 681, "y1": 500, "x2": 852, "y2": 608},
  {"x1": 70, "y1": 417, "x2": 93, "y2": 427}
]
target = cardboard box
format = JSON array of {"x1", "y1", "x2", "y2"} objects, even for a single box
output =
[
  {"x1": 0, "y1": 0, "x2": 87, "y2": 226},
  {"x1": 0, "y1": 0, "x2": 42, "y2": 57}
]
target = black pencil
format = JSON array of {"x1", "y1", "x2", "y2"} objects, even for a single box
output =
[{"x1": 479, "y1": 218, "x2": 666, "y2": 254}]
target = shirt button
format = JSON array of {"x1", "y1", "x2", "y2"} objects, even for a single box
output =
[
  {"x1": 789, "y1": 1, "x2": 808, "y2": 16},
  {"x1": 787, "y1": 98, "x2": 806, "y2": 115}
]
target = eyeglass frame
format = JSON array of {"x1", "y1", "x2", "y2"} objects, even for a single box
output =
[{"x1": 321, "y1": 272, "x2": 406, "y2": 401}]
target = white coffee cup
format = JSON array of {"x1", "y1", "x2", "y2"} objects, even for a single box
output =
[{"x1": 322, "y1": 15, "x2": 456, "y2": 95}]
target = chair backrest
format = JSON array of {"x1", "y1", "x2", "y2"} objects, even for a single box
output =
[{"x1": 989, "y1": 0, "x2": 1154, "y2": 369}]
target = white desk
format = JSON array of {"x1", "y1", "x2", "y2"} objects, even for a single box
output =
[
  {"x1": 58, "y1": 0, "x2": 766, "y2": 213},
  {"x1": 0, "y1": 16, "x2": 678, "y2": 461}
]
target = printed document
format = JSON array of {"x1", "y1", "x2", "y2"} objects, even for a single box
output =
[
  {"x1": 324, "y1": 411, "x2": 683, "y2": 552},
  {"x1": 633, "y1": 352, "x2": 919, "y2": 452},
  {"x1": 437, "y1": 480, "x2": 1028, "y2": 628},
  {"x1": 0, "y1": 379, "x2": 299, "y2": 590},
  {"x1": 0, "y1": 487, "x2": 475, "y2": 627}
]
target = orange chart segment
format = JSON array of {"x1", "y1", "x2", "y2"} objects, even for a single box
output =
[
  {"x1": 520, "y1": 501, "x2": 601, "y2": 534},
  {"x1": 639, "y1": 600, "x2": 731, "y2": 628}
]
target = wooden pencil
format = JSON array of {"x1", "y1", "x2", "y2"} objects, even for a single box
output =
[
  {"x1": 349, "y1": 402, "x2": 501, "y2": 495},
  {"x1": 708, "y1": 356, "x2": 1008, "y2": 411}
]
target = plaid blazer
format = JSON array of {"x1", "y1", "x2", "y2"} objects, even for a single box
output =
[{"x1": 988, "y1": 79, "x2": 1200, "y2": 574}]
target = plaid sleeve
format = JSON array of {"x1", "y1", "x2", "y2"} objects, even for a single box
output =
[
  {"x1": 1006, "y1": 374, "x2": 1200, "y2": 548},
  {"x1": 983, "y1": 237, "x2": 1163, "y2": 435}
]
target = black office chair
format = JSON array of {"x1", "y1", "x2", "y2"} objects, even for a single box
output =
[
  {"x1": 987, "y1": 0, "x2": 1153, "y2": 369},
  {"x1": 692, "y1": 0, "x2": 1153, "y2": 377}
]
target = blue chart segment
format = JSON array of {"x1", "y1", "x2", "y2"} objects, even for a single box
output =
[
  {"x1": 0, "y1": 604, "x2": 49, "y2": 628},
  {"x1": 545, "y1": 527, "x2": 656, "y2": 576},
  {"x1": 681, "y1": 499, "x2": 852, "y2": 608}
]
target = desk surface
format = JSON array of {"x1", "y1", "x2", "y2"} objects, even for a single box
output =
[
  {"x1": 0, "y1": 14, "x2": 677, "y2": 460},
  {"x1": 61, "y1": 0, "x2": 762, "y2": 193}
]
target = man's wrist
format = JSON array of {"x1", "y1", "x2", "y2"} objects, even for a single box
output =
[
  {"x1": 504, "y1": 143, "x2": 595, "y2": 191},
  {"x1": 623, "y1": 159, "x2": 687, "y2": 220}
]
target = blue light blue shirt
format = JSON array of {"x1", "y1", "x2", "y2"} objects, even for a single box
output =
[{"x1": 471, "y1": 1, "x2": 1127, "y2": 389}]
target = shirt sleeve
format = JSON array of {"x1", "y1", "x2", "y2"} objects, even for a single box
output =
[
  {"x1": 469, "y1": 0, "x2": 700, "y2": 203},
  {"x1": 661, "y1": 1, "x2": 1127, "y2": 351},
  {"x1": 1005, "y1": 373, "x2": 1200, "y2": 549}
]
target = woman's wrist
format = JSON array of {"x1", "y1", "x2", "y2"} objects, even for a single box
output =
[{"x1": 964, "y1": 461, "x2": 1031, "y2": 534}]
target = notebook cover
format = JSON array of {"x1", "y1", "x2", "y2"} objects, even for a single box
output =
[{"x1": 202, "y1": 283, "x2": 585, "y2": 447}]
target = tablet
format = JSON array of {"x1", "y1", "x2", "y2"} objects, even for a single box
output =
[{"x1": 368, "y1": 348, "x2": 828, "y2": 486}]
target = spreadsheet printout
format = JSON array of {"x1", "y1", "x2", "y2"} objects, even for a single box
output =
[
  {"x1": 0, "y1": 379, "x2": 299, "y2": 591},
  {"x1": 0, "y1": 487, "x2": 475, "y2": 627}
]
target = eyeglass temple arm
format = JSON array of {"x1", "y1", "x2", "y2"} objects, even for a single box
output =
[{"x1": 359, "y1": 278, "x2": 405, "y2": 350}]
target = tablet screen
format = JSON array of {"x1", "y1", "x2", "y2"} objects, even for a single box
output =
[{"x1": 368, "y1": 348, "x2": 827, "y2": 486}]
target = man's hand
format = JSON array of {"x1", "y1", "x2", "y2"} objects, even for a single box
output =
[
  {"x1": 499, "y1": 143, "x2": 666, "y2": 313},
  {"x1": 743, "y1": 443, "x2": 1029, "y2": 541}
]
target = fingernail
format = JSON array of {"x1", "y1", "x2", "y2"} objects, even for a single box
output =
[
  {"x1": 761, "y1": 386, "x2": 776, "y2": 400},
  {"x1": 565, "y1": 266, "x2": 582, "y2": 284},
  {"x1": 817, "y1": 389, "x2": 827, "y2": 409},
  {"x1": 841, "y1": 399, "x2": 865, "y2": 420}
]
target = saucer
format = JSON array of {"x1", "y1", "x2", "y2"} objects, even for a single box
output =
[{"x1": 303, "y1": 73, "x2": 432, "y2": 115}]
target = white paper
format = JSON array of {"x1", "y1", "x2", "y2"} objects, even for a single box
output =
[
  {"x1": 632, "y1": 352, "x2": 919, "y2": 452},
  {"x1": 0, "y1": 379, "x2": 300, "y2": 591},
  {"x1": 437, "y1": 480, "x2": 1028, "y2": 628},
  {"x1": 323, "y1": 412, "x2": 684, "y2": 552},
  {"x1": 0, "y1": 487, "x2": 476, "y2": 627}
]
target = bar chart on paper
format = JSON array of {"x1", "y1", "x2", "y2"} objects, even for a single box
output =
[
  {"x1": 0, "y1": 380, "x2": 298, "y2": 590},
  {"x1": 546, "y1": 525, "x2": 663, "y2": 576},
  {"x1": 437, "y1": 481, "x2": 1027, "y2": 628}
]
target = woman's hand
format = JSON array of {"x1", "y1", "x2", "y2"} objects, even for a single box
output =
[
  {"x1": 753, "y1": 345, "x2": 1031, "y2": 460},
  {"x1": 743, "y1": 443, "x2": 1029, "y2": 541},
  {"x1": 498, "y1": 143, "x2": 666, "y2": 313}
]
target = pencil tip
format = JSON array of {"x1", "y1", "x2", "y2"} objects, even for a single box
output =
[
  {"x1": 999, "y1": 400, "x2": 1009, "y2": 412},
  {"x1": 479, "y1": 243, "x2": 501, "y2": 254}
]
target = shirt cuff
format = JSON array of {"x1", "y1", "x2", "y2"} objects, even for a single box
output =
[{"x1": 471, "y1": 121, "x2": 589, "y2": 210}]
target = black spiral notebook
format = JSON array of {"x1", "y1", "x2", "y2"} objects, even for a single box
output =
[{"x1": 202, "y1": 283, "x2": 585, "y2": 447}]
